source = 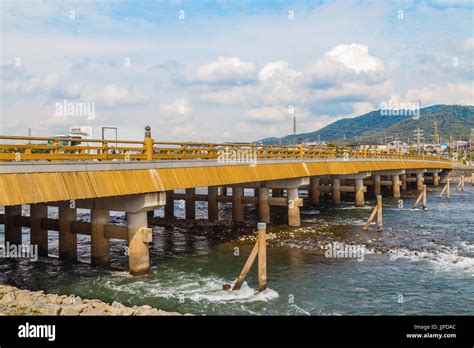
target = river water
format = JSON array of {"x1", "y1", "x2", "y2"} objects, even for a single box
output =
[{"x1": 0, "y1": 185, "x2": 473, "y2": 315}]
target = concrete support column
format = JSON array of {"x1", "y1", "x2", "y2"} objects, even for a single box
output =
[
  {"x1": 232, "y1": 187, "x2": 244, "y2": 222},
  {"x1": 58, "y1": 205, "x2": 77, "y2": 262},
  {"x1": 91, "y1": 209, "x2": 110, "y2": 266},
  {"x1": 30, "y1": 205, "x2": 48, "y2": 256},
  {"x1": 165, "y1": 190, "x2": 174, "y2": 219},
  {"x1": 5, "y1": 205, "x2": 22, "y2": 246},
  {"x1": 272, "y1": 188, "x2": 282, "y2": 198},
  {"x1": 433, "y1": 172, "x2": 439, "y2": 187},
  {"x1": 185, "y1": 188, "x2": 196, "y2": 219},
  {"x1": 258, "y1": 188, "x2": 270, "y2": 223},
  {"x1": 208, "y1": 186, "x2": 218, "y2": 221},
  {"x1": 127, "y1": 211, "x2": 150, "y2": 275},
  {"x1": 416, "y1": 173, "x2": 424, "y2": 192},
  {"x1": 355, "y1": 179, "x2": 365, "y2": 207},
  {"x1": 332, "y1": 178, "x2": 341, "y2": 205},
  {"x1": 287, "y1": 188, "x2": 300, "y2": 227},
  {"x1": 310, "y1": 177, "x2": 320, "y2": 206},
  {"x1": 373, "y1": 175, "x2": 381, "y2": 196},
  {"x1": 392, "y1": 175, "x2": 401, "y2": 198},
  {"x1": 400, "y1": 174, "x2": 407, "y2": 193}
]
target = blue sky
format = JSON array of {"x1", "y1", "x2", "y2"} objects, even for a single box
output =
[{"x1": 1, "y1": 0, "x2": 473, "y2": 141}]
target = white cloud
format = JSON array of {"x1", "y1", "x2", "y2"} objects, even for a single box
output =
[
  {"x1": 79, "y1": 84, "x2": 149, "y2": 107},
  {"x1": 326, "y1": 44, "x2": 385, "y2": 73},
  {"x1": 245, "y1": 106, "x2": 294, "y2": 124},
  {"x1": 405, "y1": 83, "x2": 474, "y2": 106},
  {"x1": 2, "y1": 73, "x2": 60, "y2": 94},
  {"x1": 305, "y1": 43, "x2": 386, "y2": 87},
  {"x1": 463, "y1": 37, "x2": 474, "y2": 52},
  {"x1": 196, "y1": 57, "x2": 256, "y2": 84},
  {"x1": 158, "y1": 98, "x2": 193, "y2": 123}
]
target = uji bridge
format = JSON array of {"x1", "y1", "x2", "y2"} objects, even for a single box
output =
[{"x1": 0, "y1": 128, "x2": 453, "y2": 274}]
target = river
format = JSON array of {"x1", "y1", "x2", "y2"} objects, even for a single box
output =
[{"x1": 0, "y1": 185, "x2": 472, "y2": 315}]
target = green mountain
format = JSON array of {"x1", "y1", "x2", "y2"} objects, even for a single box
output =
[{"x1": 259, "y1": 105, "x2": 474, "y2": 145}]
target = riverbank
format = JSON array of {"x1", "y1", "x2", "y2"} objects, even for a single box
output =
[{"x1": 0, "y1": 284, "x2": 184, "y2": 316}]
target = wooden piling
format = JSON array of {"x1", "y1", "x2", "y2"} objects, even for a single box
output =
[
  {"x1": 362, "y1": 205, "x2": 377, "y2": 231},
  {"x1": 422, "y1": 185, "x2": 427, "y2": 209},
  {"x1": 232, "y1": 223, "x2": 267, "y2": 292},
  {"x1": 439, "y1": 178, "x2": 450, "y2": 198},
  {"x1": 412, "y1": 185, "x2": 427, "y2": 210},
  {"x1": 257, "y1": 222, "x2": 267, "y2": 291},
  {"x1": 376, "y1": 195, "x2": 383, "y2": 231},
  {"x1": 232, "y1": 243, "x2": 258, "y2": 291}
]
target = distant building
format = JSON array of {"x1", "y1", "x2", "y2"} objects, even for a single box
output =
[
  {"x1": 423, "y1": 143, "x2": 440, "y2": 156},
  {"x1": 348, "y1": 141, "x2": 385, "y2": 151},
  {"x1": 386, "y1": 139, "x2": 409, "y2": 154}
]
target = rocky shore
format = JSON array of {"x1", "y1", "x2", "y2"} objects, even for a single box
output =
[{"x1": 0, "y1": 284, "x2": 184, "y2": 316}]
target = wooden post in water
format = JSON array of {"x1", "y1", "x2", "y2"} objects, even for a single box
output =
[
  {"x1": 363, "y1": 196, "x2": 382, "y2": 231},
  {"x1": 412, "y1": 185, "x2": 427, "y2": 210},
  {"x1": 461, "y1": 175, "x2": 465, "y2": 192},
  {"x1": 376, "y1": 195, "x2": 383, "y2": 231},
  {"x1": 439, "y1": 178, "x2": 451, "y2": 198},
  {"x1": 422, "y1": 185, "x2": 427, "y2": 210},
  {"x1": 257, "y1": 222, "x2": 267, "y2": 291},
  {"x1": 472, "y1": 173, "x2": 474, "y2": 187},
  {"x1": 231, "y1": 223, "x2": 267, "y2": 292}
]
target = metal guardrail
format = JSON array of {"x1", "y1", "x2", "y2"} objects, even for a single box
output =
[{"x1": 0, "y1": 135, "x2": 453, "y2": 163}]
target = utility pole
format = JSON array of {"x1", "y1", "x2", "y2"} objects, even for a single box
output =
[
  {"x1": 433, "y1": 121, "x2": 439, "y2": 145},
  {"x1": 28, "y1": 128, "x2": 31, "y2": 144},
  {"x1": 293, "y1": 109, "x2": 296, "y2": 136},
  {"x1": 414, "y1": 128, "x2": 424, "y2": 153}
]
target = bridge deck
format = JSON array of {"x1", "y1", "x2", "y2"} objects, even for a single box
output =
[{"x1": 0, "y1": 158, "x2": 453, "y2": 206}]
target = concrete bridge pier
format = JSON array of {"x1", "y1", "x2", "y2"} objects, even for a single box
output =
[
  {"x1": 424, "y1": 169, "x2": 441, "y2": 187},
  {"x1": 400, "y1": 174, "x2": 407, "y2": 193},
  {"x1": 340, "y1": 173, "x2": 369, "y2": 207},
  {"x1": 392, "y1": 175, "x2": 401, "y2": 198},
  {"x1": 332, "y1": 177, "x2": 341, "y2": 205},
  {"x1": 309, "y1": 177, "x2": 320, "y2": 206},
  {"x1": 208, "y1": 186, "x2": 219, "y2": 221},
  {"x1": 165, "y1": 191, "x2": 174, "y2": 219},
  {"x1": 185, "y1": 188, "x2": 196, "y2": 219},
  {"x1": 4, "y1": 205, "x2": 22, "y2": 246},
  {"x1": 355, "y1": 179, "x2": 365, "y2": 207},
  {"x1": 232, "y1": 187, "x2": 244, "y2": 222},
  {"x1": 58, "y1": 204, "x2": 77, "y2": 262},
  {"x1": 416, "y1": 173, "x2": 424, "y2": 192},
  {"x1": 91, "y1": 209, "x2": 110, "y2": 266},
  {"x1": 433, "y1": 172, "x2": 440, "y2": 187},
  {"x1": 30, "y1": 204, "x2": 48, "y2": 257},
  {"x1": 76, "y1": 193, "x2": 164, "y2": 274},
  {"x1": 127, "y1": 211, "x2": 152, "y2": 275},
  {"x1": 287, "y1": 188, "x2": 301, "y2": 226},
  {"x1": 264, "y1": 178, "x2": 308, "y2": 226}
]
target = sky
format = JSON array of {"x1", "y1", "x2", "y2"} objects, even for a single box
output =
[{"x1": 0, "y1": 0, "x2": 473, "y2": 142}]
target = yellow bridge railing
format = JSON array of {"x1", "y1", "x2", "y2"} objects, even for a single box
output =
[{"x1": 0, "y1": 135, "x2": 452, "y2": 163}]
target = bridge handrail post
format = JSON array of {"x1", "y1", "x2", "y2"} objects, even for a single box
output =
[{"x1": 144, "y1": 125, "x2": 153, "y2": 160}]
